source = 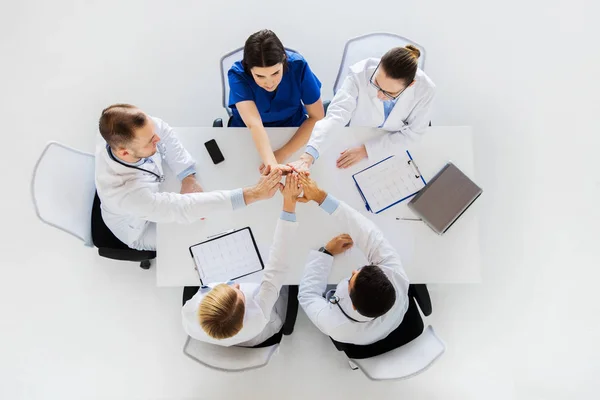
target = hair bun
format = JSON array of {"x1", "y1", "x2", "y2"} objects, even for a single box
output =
[{"x1": 405, "y1": 44, "x2": 421, "y2": 59}]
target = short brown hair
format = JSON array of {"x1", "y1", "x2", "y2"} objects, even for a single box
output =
[
  {"x1": 380, "y1": 45, "x2": 421, "y2": 85},
  {"x1": 198, "y1": 284, "x2": 245, "y2": 339},
  {"x1": 98, "y1": 104, "x2": 148, "y2": 148}
]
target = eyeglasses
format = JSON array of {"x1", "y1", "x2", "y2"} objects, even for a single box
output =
[{"x1": 369, "y1": 63, "x2": 409, "y2": 100}]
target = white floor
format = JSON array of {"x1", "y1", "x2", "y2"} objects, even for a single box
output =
[{"x1": 1, "y1": 0, "x2": 599, "y2": 399}]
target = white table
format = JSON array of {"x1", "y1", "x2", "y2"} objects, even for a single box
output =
[{"x1": 156, "y1": 126, "x2": 481, "y2": 286}]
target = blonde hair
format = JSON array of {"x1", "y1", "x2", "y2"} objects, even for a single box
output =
[
  {"x1": 198, "y1": 284, "x2": 245, "y2": 339},
  {"x1": 404, "y1": 44, "x2": 421, "y2": 59}
]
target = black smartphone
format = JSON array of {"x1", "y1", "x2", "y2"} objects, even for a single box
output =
[{"x1": 204, "y1": 139, "x2": 225, "y2": 164}]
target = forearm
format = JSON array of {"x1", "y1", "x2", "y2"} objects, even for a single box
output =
[
  {"x1": 278, "y1": 117, "x2": 318, "y2": 160},
  {"x1": 249, "y1": 124, "x2": 277, "y2": 166}
]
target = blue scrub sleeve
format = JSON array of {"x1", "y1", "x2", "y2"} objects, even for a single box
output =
[
  {"x1": 228, "y1": 69, "x2": 255, "y2": 108},
  {"x1": 300, "y1": 61, "x2": 322, "y2": 106}
]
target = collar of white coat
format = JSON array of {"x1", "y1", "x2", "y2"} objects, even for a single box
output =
[{"x1": 334, "y1": 279, "x2": 374, "y2": 323}]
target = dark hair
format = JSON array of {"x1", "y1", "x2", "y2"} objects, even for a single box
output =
[
  {"x1": 98, "y1": 104, "x2": 148, "y2": 148},
  {"x1": 349, "y1": 265, "x2": 396, "y2": 318},
  {"x1": 379, "y1": 45, "x2": 421, "y2": 85},
  {"x1": 242, "y1": 29, "x2": 287, "y2": 74}
]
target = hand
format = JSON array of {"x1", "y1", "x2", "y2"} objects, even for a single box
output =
[
  {"x1": 296, "y1": 172, "x2": 327, "y2": 205},
  {"x1": 287, "y1": 153, "x2": 314, "y2": 175},
  {"x1": 325, "y1": 234, "x2": 354, "y2": 256},
  {"x1": 259, "y1": 163, "x2": 293, "y2": 176},
  {"x1": 280, "y1": 174, "x2": 302, "y2": 213},
  {"x1": 336, "y1": 145, "x2": 367, "y2": 169},
  {"x1": 180, "y1": 175, "x2": 203, "y2": 194},
  {"x1": 244, "y1": 165, "x2": 283, "y2": 204}
]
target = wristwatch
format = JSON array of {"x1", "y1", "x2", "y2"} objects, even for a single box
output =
[{"x1": 318, "y1": 246, "x2": 333, "y2": 257}]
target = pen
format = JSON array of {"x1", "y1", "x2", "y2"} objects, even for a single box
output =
[
  {"x1": 396, "y1": 217, "x2": 422, "y2": 221},
  {"x1": 207, "y1": 229, "x2": 235, "y2": 239}
]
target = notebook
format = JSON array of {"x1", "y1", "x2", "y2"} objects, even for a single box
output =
[
  {"x1": 352, "y1": 151, "x2": 426, "y2": 214},
  {"x1": 408, "y1": 162, "x2": 482, "y2": 235},
  {"x1": 188, "y1": 227, "x2": 264, "y2": 285}
]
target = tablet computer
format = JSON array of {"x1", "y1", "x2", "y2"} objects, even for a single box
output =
[{"x1": 408, "y1": 163, "x2": 482, "y2": 235}]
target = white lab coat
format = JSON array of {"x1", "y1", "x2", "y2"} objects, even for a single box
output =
[
  {"x1": 298, "y1": 196, "x2": 410, "y2": 345},
  {"x1": 307, "y1": 58, "x2": 436, "y2": 162},
  {"x1": 182, "y1": 218, "x2": 298, "y2": 347},
  {"x1": 95, "y1": 117, "x2": 241, "y2": 251}
]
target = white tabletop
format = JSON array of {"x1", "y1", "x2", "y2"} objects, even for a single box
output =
[{"x1": 156, "y1": 126, "x2": 481, "y2": 286}]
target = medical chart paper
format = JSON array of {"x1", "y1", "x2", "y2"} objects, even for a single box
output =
[
  {"x1": 352, "y1": 152, "x2": 426, "y2": 214},
  {"x1": 189, "y1": 228, "x2": 263, "y2": 284}
]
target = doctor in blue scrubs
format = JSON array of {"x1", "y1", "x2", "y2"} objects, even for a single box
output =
[{"x1": 228, "y1": 29, "x2": 325, "y2": 173}]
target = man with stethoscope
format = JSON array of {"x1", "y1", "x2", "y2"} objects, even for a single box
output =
[
  {"x1": 295, "y1": 173, "x2": 410, "y2": 345},
  {"x1": 95, "y1": 104, "x2": 283, "y2": 251}
]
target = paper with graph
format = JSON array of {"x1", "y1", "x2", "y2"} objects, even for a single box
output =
[
  {"x1": 189, "y1": 227, "x2": 264, "y2": 284},
  {"x1": 352, "y1": 152, "x2": 426, "y2": 214}
]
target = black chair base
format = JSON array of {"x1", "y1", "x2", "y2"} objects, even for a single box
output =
[{"x1": 92, "y1": 192, "x2": 156, "y2": 269}]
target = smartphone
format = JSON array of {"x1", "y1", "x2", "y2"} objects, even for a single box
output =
[{"x1": 204, "y1": 139, "x2": 225, "y2": 164}]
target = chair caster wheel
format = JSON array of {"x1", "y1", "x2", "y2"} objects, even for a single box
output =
[{"x1": 140, "y1": 260, "x2": 151, "y2": 269}]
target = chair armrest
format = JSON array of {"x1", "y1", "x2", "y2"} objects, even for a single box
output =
[
  {"x1": 409, "y1": 284, "x2": 432, "y2": 316},
  {"x1": 98, "y1": 247, "x2": 156, "y2": 262}
]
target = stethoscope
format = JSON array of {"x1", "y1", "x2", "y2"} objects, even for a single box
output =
[
  {"x1": 106, "y1": 144, "x2": 165, "y2": 182},
  {"x1": 326, "y1": 289, "x2": 372, "y2": 324}
]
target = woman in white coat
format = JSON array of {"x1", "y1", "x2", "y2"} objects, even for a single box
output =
[
  {"x1": 181, "y1": 174, "x2": 302, "y2": 347},
  {"x1": 289, "y1": 45, "x2": 435, "y2": 171}
]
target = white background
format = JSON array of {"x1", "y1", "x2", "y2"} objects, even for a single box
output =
[{"x1": 1, "y1": 0, "x2": 599, "y2": 399}]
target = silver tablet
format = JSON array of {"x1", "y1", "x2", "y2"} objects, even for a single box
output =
[{"x1": 408, "y1": 163, "x2": 482, "y2": 235}]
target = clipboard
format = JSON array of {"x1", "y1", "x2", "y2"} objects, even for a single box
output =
[
  {"x1": 352, "y1": 150, "x2": 427, "y2": 214},
  {"x1": 188, "y1": 227, "x2": 264, "y2": 285}
]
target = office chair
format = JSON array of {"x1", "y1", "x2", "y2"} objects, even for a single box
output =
[
  {"x1": 333, "y1": 33, "x2": 426, "y2": 96},
  {"x1": 213, "y1": 46, "x2": 298, "y2": 128},
  {"x1": 31, "y1": 142, "x2": 156, "y2": 269},
  {"x1": 182, "y1": 285, "x2": 299, "y2": 372},
  {"x1": 330, "y1": 284, "x2": 445, "y2": 380}
]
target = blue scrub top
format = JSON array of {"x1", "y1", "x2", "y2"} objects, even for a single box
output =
[{"x1": 228, "y1": 51, "x2": 322, "y2": 128}]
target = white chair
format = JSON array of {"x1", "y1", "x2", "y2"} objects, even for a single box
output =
[
  {"x1": 183, "y1": 336, "x2": 280, "y2": 372},
  {"x1": 214, "y1": 46, "x2": 298, "y2": 125},
  {"x1": 347, "y1": 326, "x2": 445, "y2": 381},
  {"x1": 31, "y1": 141, "x2": 156, "y2": 268},
  {"x1": 333, "y1": 33, "x2": 426, "y2": 95},
  {"x1": 31, "y1": 141, "x2": 96, "y2": 246}
]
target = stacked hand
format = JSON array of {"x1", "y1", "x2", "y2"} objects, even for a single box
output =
[
  {"x1": 296, "y1": 173, "x2": 327, "y2": 205},
  {"x1": 243, "y1": 165, "x2": 284, "y2": 205},
  {"x1": 287, "y1": 153, "x2": 314, "y2": 174},
  {"x1": 259, "y1": 163, "x2": 293, "y2": 176},
  {"x1": 280, "y1": 174, "x2": 303, "y2": 213}
]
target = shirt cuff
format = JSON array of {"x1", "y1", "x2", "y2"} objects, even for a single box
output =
[
  {"x1": 305, "y1": 145, "x2": 320, "y2": 161},
  {"x1": 280, "y1": 211, "x2": 297, "y2": 222},
  {"x1": 230, "y1": 188, "x2": 246, "y2": 210},
  {"x1": 177, "y1": 165, "x2": 197, "y2": 181},
  {"x1": 319, "y1": 194, "x2": 340, "y2": 215}
]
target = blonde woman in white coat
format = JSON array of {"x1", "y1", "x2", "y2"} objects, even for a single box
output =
[{"x1": 289, "y1": 45, "x2": 435, "y2": 172}]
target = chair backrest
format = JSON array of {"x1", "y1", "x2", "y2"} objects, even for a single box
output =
[
  {"x1": 220, "y1": 46, "x2": 299, "y2": 116},
  {"x1": 350, "y1": 326, "x2": 445, "y2": 381},
  {"x1": 333, "y1": 33, "x2": 426, "y2": 95},
  {"x1": 183, "y1": 336, "x2": 279, "y2": 372},
  {"x1": 31, "y1": 142, "x2": 96, "y2": 246}
]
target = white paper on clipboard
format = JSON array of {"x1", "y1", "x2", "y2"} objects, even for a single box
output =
[
  {"x1": 189, "y1": 227, "x2": 264, "y2": 284},
  {"x1": 353, "y1": 152, "x2": 426, "y2": 214}
]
